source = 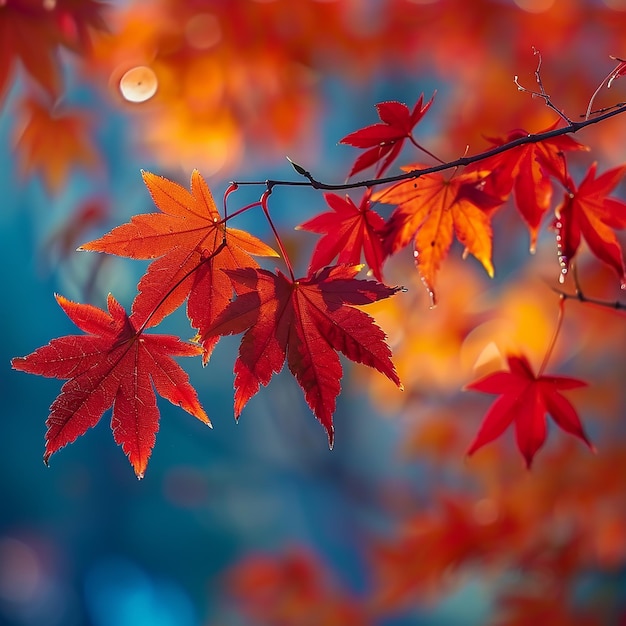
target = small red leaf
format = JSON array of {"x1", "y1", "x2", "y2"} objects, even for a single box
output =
[
  {"x1": 340, "y1": 93, "x2": 435, "y2": 176},
  {"x1": 297, "y1": 191, "x2": 386, "y2": 281},
  {"x1": 466, "y1": 354, "x2": 591, "y2": 467}
]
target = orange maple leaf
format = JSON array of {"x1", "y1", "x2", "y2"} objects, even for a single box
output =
[
  {"x1": 14, "y1": 96, "x2": 99, "y2": 193},
  {"x1": 80, "y1": 170, "x2": 278, "y2": 359},
  {"x1": 0, "y1": 0, "x2": 107, "y2": 104},
  {"x1": 374, "y1": 167, "x2": 502, "y2": 304},
  {"x1": 11, "y1": 294, "x2": 209, "y2": 478}
]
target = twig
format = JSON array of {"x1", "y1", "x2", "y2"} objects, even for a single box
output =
[
  {"x1": 586, "y1": 56, "x2": 626, "y2": 120},
  {"x1": 514, "y1": 48, "x2": 573, "y2": 124},
  {"x1": 231, "y1": 102, "x2": 626, "y2": 192},
  {"x1": 550, "y1": 286, "x2": 626, "y2": 312}
]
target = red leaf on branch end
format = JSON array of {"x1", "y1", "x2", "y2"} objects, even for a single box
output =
[
  {"x1": 465, "y1": 354, "x2": 592, "y2": 468},
  {"x1": 340, "y1": 93, "x2": 435, "y2": 177},
  {"x1": 11, "y1": 294, "x2": 209, "y2": 478},
  {"x1": 203, "y1": 265, "x2": 403, "y2": 446}
]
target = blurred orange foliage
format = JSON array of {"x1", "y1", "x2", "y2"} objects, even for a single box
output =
[
  {"x1": 226, "y1": 548, "x2": 371, "y2": 626},
  {"x1": 0, "y1": 0, "x2": 107, "y2": 103},
  {"x1": 13, "y1": 96, "x2": 99, "y2": 193}
]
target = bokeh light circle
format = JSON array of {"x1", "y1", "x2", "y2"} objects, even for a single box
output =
[{"x1": 119, "y1": 66, "x2": 158, "y2": 103}]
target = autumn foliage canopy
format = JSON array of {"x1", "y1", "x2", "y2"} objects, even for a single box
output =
[{"x1": 6, "y1": 0, "x2": 626, "y2": 624}]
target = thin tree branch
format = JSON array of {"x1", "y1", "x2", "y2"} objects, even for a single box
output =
[
  {"x1": 514, "y1": 48, "x2": 573, "y2": 124},
  {"x1": 586, "y1": 56, "x2": 626, "y2": 120},
  {"x1": 550, "y1": 286, "x2": 626, "y2": 312},
  {"x1": 231, "y1": 102, "x2": 626, "y2": 192}
]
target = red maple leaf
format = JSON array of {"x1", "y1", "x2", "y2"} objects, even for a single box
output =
[
  {"x1": 203, "y1": 264, "x2": 402, "y2": 445},
  {"x1": 80, "y1": 170, "x2": 278, "y2": 359},
  {"x1": 339, "y1": 93, "x2": 435, "y2": 177},
  {"x1": 374, "y1": 167, "x2": 502, "y2": 304},
  {"x1": 296, "y1": 191, "x2": 386, "y2": 281},
  {"x1": 11, "y1": 294, "x2": 209, "y2": 478},
  {"x1": 555, "y1": 163, "x2": 626, "y2": 286},
  {"x1": 465, "y1": 354, "x2": 592, "y2": 468},
  {"x1": 476, "y1": 124, "x2": 587, "y2": 251}
]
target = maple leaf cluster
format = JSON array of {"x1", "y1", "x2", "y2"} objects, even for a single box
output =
[
  {"x1": 13, "y1": 68, "x2": 626, "y2": 476},
  {"x1": 304, "y1": 90, "x2": 626, "y2": 471},
  {"x1": 13, "y1": 169, "x2": 403, "y2": 477},
  {"x1": 225, "y1": 548, "x2": 369, "y2": 626}
]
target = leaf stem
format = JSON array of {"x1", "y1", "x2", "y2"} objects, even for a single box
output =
[
  {"x1": 409, "y1": 135, "x2": 446, "y2": 164},
  {"x1": 222, "y1": 182, "x2": 239, "y2": 220},
  {"x1": 260, "y1": 188, "x2": 295, "y2": 281},
  {"x1": 219, "y1": 200, "x2": 262, "y2": 225},
  {"x1": 538, "y1": 295, "x2": 566, "y2": 377},
  {"x1": 585, "y1": 56, "x2": 626, "y2": 120}
]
